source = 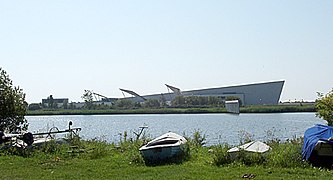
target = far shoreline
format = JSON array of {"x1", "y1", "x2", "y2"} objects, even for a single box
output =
[{"x1": 26, "y1": 105, "x2": 315, "y2": 116}]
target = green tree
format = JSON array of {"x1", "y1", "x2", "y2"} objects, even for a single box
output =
[
  {"x1": 48, "y1": 95, "x2": 54, "y2": 108},
  {"x1": 316, "y1": 89, "x2": 333, "y2": 126},
  {"x1": 160, "y1": 94, "x2": 167, "y2": 107},
  {"x1": 186, "y1": 96, "x2": 200, "y2": 106},
  {"x1": 115, "y1": 99, "x2": 135, "y2": 109},
  {"x1": 0, "y1": 68, "x2": 28, "y2": 132},
  {"x1": 81, "y1": 90, "x2": 94, "y2": 109},
  {"x1": 171, "y1": 96, "x2": 185, "y2": 107},
  {"x1": 28, "y1": 103, "x2": 42, "y2": 111},
  {"x1": 208, "y1": 96, "x2": 222, "y2": 106},
  {"x1": 143, "y1": 99, "x2": 160, "y2": 108}
]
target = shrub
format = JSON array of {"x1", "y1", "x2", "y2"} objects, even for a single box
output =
[
  {"x1": 190, "y1": 129, "x2": 207, "y2": 147},
  {"x1": 1, "y1": 145, "x2": 34, "y2": 157},
  {"x1": 235, "y1": 150, "x2": 266, "y2": 166},
  {"x1": 119, "y1": 139, "x2": 145, "y2": 165},
  {"x1": 0, "y1": 67, "x2": 28, "y2": 132},
  {"x1": 89, "y1": 142, "x2": 108, "y2": 159},
  {"x1": 81, "y1": 139, "x2": 109, "y2": 160},
  {"x1": 316, "y1": 89, "x2": 333, "y2": 126},
  {"x1": 212, "y1": 144, "x2": 266, "y2": 166},
  {"x1": 212, "y1": 144, "x2": 233, "y2": 166},
  {"x1": 266, "y1": 141, "x2": 308, "y2": 168}
]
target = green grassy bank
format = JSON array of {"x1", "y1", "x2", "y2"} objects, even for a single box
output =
[
  {"x1": 1, "y1": 155, "x2": 331, "y2": 179},
  {"x1": 0, "y1": 136, "x2": 332, "y2": 179},
  {"x1": 27, "y1": 105, "x2": 315, "y2": 116},
  {"x1": 240, "y1": 104, "x2": 315, "y2": 113}
]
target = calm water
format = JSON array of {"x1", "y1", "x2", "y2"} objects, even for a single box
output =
[{"x1": 26, "y1": 113, "x2": 325, "y2": 146}]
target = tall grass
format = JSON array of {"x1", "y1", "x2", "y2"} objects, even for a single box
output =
[
  {"x1": 211, "y1": 144, "x2": 232, "y2": 166},
  {"x1": 82, "y1": 139, "x2": 110, "y2": 160},
  {"x1": 188, "y1": 129, "x2": 207, "y2": 147},
  {"x1": 211, "y1": 134, "x2": 310, "y2": 168},
  {"x1": 117, "y1": 138, "x2": 145, "y2": 165},
  {"x1": 266, "y1": 139, "x2": 309, "y2": 168},
  {"x1": 0, "y1": 130, "x2": 311, "y2": 169},
  {"x1": 211, "y1": 144, "x2": 266, "y2": 166}
]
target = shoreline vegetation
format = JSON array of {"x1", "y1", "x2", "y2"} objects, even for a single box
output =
[
  {"x1": 27, "y1": 104, "x2": 315, "y2": 116},
  {"x1": 1, "y1": 131, "x2": 332, "y2": 179}
]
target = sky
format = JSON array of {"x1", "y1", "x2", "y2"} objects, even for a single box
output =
[{"x1": 1, "y1": 1, "x2": 332, "y2": 103}]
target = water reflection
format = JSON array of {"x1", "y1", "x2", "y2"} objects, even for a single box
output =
[{"x1": 26, "y1": 113, "x2": 324, "y2": 145}]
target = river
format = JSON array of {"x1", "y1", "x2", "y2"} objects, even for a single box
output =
[{"x1": 26, "y1": 113, "x2": 325, "y2": 146}]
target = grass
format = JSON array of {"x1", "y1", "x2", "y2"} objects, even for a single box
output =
[
  {"x1": 241, "y1": 104, "x2": 315, "y2": 113},
  {"x1": 27, "y1": 107, "x2": 226, "y2": 115},
  {"x1": 27, "y1": 105, "x2": 315, "y2": 116},
  {"x1": 1, "y1": 157, "x2": 332, "y2": 179},
  {"x1": 1, "y1": 132, "x2": 333, "y2": 179}
]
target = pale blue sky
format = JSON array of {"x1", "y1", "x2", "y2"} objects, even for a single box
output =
[{"x1": 1, "y1": 1, "x2": 332, "y2": 103}]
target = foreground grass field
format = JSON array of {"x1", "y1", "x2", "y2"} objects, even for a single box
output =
[
  {"x1": 1, "y1": 155, "x2": 332, "y2": 179},
  {"x1": 1, "y1": 135, "x2": 332, "y2": 179}
]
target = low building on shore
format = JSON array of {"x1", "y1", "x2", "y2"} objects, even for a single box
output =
[{"x1": 105, "y1": 80, "x2": 285, "y2": 106}]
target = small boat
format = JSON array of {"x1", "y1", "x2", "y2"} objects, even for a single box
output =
[
  {"x1": 31, "y1": 137, "x2": 54, "y2": 146},
  {"x1": 139, "y1": 132, "x2": 187, "y2": 162},
  {"x1": 227, "y1": 141, "x2": 271, "y2": 161},
  {"x1": 227, "y1": 141, "x2": 271, "y2": 154},
  {"x1": 302, "y1": 124, "x2": 333, "y2": 167},
  {"x1": 313, "y1": 139, "x2": 333, "y2": 156},
  {"x1": 0, "y1": 121, "x2": 81, "y2": 149}
]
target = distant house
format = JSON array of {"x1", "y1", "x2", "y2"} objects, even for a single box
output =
[{"x1": 42, "y1": 95, "x2": 69, "y2": 108}]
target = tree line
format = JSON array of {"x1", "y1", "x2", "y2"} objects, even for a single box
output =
[{"x1": 29, "y1": 89, "x2": 242, "y2": 110}]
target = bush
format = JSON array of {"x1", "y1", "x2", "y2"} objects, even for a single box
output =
[
  {"x1": 266, "y1": 141, "x2": 308, "y2": 168},
  {"x1": 88, "y1": 141, "x2": 109, "y2": 159},
  {"x1": 212, "y1": 144, "x2": 233, "y2": 166},
  {"x1": 28, "y1": 103, "x2": 42, "y2": 111},
  {"x1": 212, "y1": 144, "x2": 266, "y2": 166},
  {"x1": 235, "y1": 150, "x2": 266, "y2": 166},
  {"x1": 212, "y1": 135, "x2": 307, "y2": 168},
  {"x1": 0, "y1": 67, "x2": 28, "y2": 132},
  {"x1": 143, "y1": 99, "x2": 160, "y2": 108},
  {"x1": 189, "y1": 129, "x2": 206, "y2": 147},
  {"x1": 1, "y1": 145, "x2": 34, "y2": 157},
  {"x1": 316, "y1": 89, "x2": 333, "y2": 126},
  {"x1": 117, "y1": 139, "x2": 145, "y2": 165}
]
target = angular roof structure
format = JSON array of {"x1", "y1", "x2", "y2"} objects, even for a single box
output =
[
  {"x1": 103, "y1": 80, "x2": 284, "y2": 106},
  {"x1": 119, "y1": 88, "x2": 147, "y2": 101},
  {"x1": 165, "y1": 84, "x2": 182, "y2": 96}
]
